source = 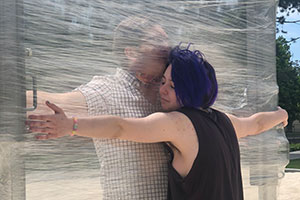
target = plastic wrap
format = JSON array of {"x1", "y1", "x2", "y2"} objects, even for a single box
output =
[{"x1": 0, "y1": 0, "x2": 289, "y2": 199}]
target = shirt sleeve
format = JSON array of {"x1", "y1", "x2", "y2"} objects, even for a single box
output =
[{"x1": 75, "y1": 76, "x2": 109, "y2": 116}]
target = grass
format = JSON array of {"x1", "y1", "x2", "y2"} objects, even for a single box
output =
[
  {"x1": 290, "y1": 143, "x2": 300, "y2": 152},
  {"x1": 287, "y1": 159, "x2": 300, "y2": 169}
]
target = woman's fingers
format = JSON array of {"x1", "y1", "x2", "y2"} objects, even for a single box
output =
[
  {"x1": 283, "y1": 120, "x2": 288, "y2": 127},
  {"x1": 46, "y1": 101, "x2": 64, "y2": 114},
  {"x1": 30, "y1": 124, "x2": 62, "y2": 140},
  {"x1": 27, "y1": 101, "x2": 68, "y2": 140},
  {"x1": 28, "y1": 114, "x2": 54, "y2": 121},
  {"x1": 36, "y1": 133, "x2": 59, "y2": 140},
  {"x1": 27, "y1": 120, "x2": 55, "y2": 129},
  {"x1": 30, "y1": 127, "x2": 54, "y2": 134}
]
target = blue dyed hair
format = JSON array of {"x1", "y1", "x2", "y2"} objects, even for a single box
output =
[{"x1": 168, "y1": 45, "x2": 218, "y2": 109}]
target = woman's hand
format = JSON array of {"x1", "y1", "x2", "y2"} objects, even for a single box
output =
[
  {"x1": 277, "y1": 106, "x2": 288, "y2": 127},
  {"x1": 27, "y1": 101, "x2": 73, "y2": 140}
]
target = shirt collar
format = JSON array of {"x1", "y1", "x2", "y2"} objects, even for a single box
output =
[
  {"x1": 115, "y1": 68, "x2": 141, "y2": 89},
  {"x1": 115, "y1": 68, "x2": 162, "y2": 109}
]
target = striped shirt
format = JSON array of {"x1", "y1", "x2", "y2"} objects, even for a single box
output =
[{"x1": 78, "y1": 68, "x2": 169, "y2": 200}]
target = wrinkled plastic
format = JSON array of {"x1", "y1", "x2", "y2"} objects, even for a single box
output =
[{"x1": 0, "y1": 0, "x2": 289, "y2": 199}]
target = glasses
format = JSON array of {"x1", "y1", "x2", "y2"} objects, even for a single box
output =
[{"x1": 135, "y1": 72, "x2": 162, "y2": 85}]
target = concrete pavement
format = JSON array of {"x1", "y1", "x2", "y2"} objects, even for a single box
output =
[{"x1": 290, "y1": 150, "x2": 300, "y2": 160}]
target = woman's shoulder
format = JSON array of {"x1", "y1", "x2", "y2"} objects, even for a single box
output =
[
  {"x1": 148, "y1": 110, "x2": 190, "y2": 122},
  {"x1": 176, "y1": 106, "x2": 218, "y2": 116}
]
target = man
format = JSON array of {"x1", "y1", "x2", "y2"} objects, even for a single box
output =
[{"x1": 27, "y1": 16, "x2": 170, "y2": 199}]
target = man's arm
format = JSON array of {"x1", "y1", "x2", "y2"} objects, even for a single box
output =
[
  {"x1": 226, "y1": 107, "x2": 288, "y2": 139},
  {"x1": 26, "y1": 90, "x2": 88, "y2": 117}
]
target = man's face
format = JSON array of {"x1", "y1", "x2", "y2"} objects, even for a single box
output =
[
  {"x1": 135, "y1": 48, "x2": 168, "y2": 85},
  {"x1": 134, "y1": 25, "x2": 169, "y2": 86}
]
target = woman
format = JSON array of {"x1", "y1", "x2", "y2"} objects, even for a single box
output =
[{"x1": 28, "y1": 46, "x2": 288, "y2": 200}]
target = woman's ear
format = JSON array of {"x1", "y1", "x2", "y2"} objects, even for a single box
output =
[{"x1": 124, "y1": 47, "x2": 138, "y2": 62}]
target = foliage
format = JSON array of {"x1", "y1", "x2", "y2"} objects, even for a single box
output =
[
  {"x1": 290, "y1": 143, "x2": 300, "y2": 152},
  {"x1": 277, "y1": 0, "x2": 300, "y2": 41},
  {"x1": 276, "y1": 36, "x2": 300, "y2": 131},
  {"x1": 278, "y1": 0, "x2": 300, "y2": 12},
  {"x1": 286, "y1": 159, "x2": 300, "y2": 169}
]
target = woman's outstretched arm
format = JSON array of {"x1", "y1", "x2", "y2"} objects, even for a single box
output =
[
  {"x1": 226, "y1": 107, "x2": 288, "y2": 139},
  {"x1": 28, "y1": 101, "x2": 190, "y2": 145}
]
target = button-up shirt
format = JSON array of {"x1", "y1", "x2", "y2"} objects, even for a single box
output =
[{"x1": 78, "y1": 68, "x2": 169, "y2": 200}]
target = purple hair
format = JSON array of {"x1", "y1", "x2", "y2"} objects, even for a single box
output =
[{"x1": 168, "y1": 45, "x2": 218, "y2": 109}]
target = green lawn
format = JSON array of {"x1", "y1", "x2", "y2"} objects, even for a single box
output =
[
  {"x1": 289, "y1": 143, "x2": 300, "y2": 152},
  {"x1": 287, "y1": 159, "x2": 300, "y2": 169}
]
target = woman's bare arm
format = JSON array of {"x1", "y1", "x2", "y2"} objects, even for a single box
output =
[
  {"x1": 28, "y1": 102, "x2": 190, "y2": 146},
  {"x1": 226, "y1": 107, "x2": 288, "y2": 139}
]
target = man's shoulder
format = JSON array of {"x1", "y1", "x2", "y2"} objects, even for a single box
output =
[
  {"x1": 90, "y1": 74, "x2": 115, "y2": 83},
  {"x1": 80, "y1": 74, "x2": 116, "y2": 89},
  {"x1": 74, "y1": 74, "x2": 114, "y2": 99}
]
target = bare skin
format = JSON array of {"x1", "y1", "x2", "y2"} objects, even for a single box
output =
[
  {"x1": 28, "y1": 65, "x2": 288, "y2": 178},
  {"x1": 26, "y1": 91, "x2": 88, "y2": 116}
]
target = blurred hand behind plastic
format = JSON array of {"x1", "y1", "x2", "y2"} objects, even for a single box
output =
[{"x1": 277, "y1": 106, "x2": 288, "y2": 128}]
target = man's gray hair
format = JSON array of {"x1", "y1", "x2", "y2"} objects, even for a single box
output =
[{"x1": 112, "y1": 16, "x2": 157, "y2": 67}]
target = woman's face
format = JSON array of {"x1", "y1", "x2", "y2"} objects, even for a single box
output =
[{"x1": 159, "y1": 65, "x2": 181, "y2": 111}]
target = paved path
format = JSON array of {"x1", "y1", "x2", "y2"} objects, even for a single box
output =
[
  {"x1": 26, "y1": 172, "x2": 300, "y2": 200},
  {"x1": 290, "y1": 150, "x2": 300, "y2": 160}
]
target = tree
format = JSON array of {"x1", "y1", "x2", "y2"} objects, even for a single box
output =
[
  {"x1": 277, "y1": 0, "x2": 300, "y2": 42},
  {"x1": 278, "y1": 0, "x2": 300, "y2": 12},
  {"x1": 276, "y1": 36, "x2": 300, "y2": 131}
]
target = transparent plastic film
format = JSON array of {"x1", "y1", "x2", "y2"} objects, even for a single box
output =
[{"x1": 0, "y1": 0, "x2": 289, "y2": 199}]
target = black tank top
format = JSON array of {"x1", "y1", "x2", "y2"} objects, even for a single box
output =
[{"x1": 166, "y1": 107, "x2": 243, "y2": 200}]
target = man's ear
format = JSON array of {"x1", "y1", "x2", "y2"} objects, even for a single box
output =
[{"x1": 124, "y1": 47, "x2": 138, "y2": 62}]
